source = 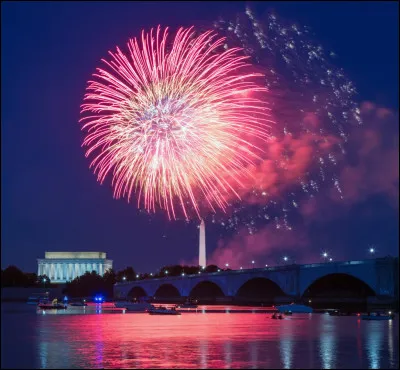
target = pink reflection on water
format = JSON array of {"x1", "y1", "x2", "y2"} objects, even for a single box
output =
[{"x1": 34, "y1": 311, "x2": 398, "y2": 369}]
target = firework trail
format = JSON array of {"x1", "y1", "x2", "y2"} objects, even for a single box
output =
[
  {"x1": 208, "y1": 7, "x2": 363, "y2": 234},
  {"x1": 80, "y1": 26, "x2": 273, "y2": 219}
]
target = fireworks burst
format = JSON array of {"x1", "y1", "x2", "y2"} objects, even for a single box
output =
[{"x1": 80, "y1": 26, "x2": 273, "y2": 219}]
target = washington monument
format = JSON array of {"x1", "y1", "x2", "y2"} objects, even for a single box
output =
[{"x1": 199, "y1": 219, "x2": 206, "y2": 267}]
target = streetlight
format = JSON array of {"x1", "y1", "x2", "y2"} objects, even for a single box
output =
[
  {"x1": 165, "y1": 270, "x2": 169, "y2": 275},
  {"x1": 265, "y1": 264, "x2": 268, "y2": 267},
  {"x1": 329, "y1": 258, "x2": 333, "y2": 262},
  {"x1": 217, "y1": 269, "x2": 221, "y2": 272},
  {"x1": 251, "y1": 260, "x2": 255, "y2": 269},
  {"x1": 122, "y1": 276, "x2": 126, "y2": 281},
  {"x1": 201, "y1": 266, "x2": 205, "y2": 270},
  {"x1": 283, "y1": 256, "x2": 288, "y2": 262},
  {"x1": 181, "y1": 273, "x2": 185, "y2": 276},
  {"x1": 42, "y1": 278, "x2": 46, "y2": 290},
  {"x1": 240, "y1": 266, "x2": 243, "y2": 270},
  {"x1": 322, "y1": 252, "x2": 328, "y2": 258},
  {"x1": 225, "y1": 263, "x2": 229, "y2": 269},
  {"x1": 369, "y1": 247, "x2": 375, "y2": 254},
  {"x1": 136, "y1": 274, "x2": 139, "y2": 279}
]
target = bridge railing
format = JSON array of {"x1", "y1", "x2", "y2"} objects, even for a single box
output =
[{"x1": 114, "y1": 258, "x2": 377, "y2": 285}]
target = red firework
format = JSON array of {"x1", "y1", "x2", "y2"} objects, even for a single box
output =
[{"x1": 80, "y1": 26, "x2": 273, "y2": 219}]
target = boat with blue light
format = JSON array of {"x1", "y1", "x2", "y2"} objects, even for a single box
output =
[{"x1": 361, "y1": 312, "x2": 395, "y2": 321}]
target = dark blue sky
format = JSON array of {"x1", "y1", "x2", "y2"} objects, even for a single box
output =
[{"x1": 1, "y1": 1, "x2": 398, "y2": 273}]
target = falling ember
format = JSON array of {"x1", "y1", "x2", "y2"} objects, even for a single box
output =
[{"x1": 80, "y1": 26, "x2": 273, "y2": 219}]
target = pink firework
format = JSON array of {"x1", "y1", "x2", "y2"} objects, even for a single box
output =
[{"x1": 80, "y1": 26, "x2": 273, "y2": 219}]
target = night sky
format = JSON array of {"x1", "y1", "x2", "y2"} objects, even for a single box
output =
[{"x1": 2, "y1": 1, "x2": 398, "y2": 274}]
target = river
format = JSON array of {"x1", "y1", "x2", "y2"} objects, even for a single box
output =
[{"x1": 1, "y1": 302, "x2": 398, "y2": 369}]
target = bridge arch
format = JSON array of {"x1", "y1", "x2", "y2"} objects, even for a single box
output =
[
  {"x1": 302, "y1": 273, "x2": 376, "y2": 298},
  {"x1": 235, "y1": 277, "x2": 286, "y2": 303},
  {"x1": 127, "y1": 286, "x2": 148, "y2": 299},
  {"x1": 189, "y1": 280, "x2": 225, "y2": 302},
  {"x1": 154, "y1": 284, "x2": 181, "y2": 300}
]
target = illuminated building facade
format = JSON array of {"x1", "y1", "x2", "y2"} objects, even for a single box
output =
[{"x1": 37, "y1": 252, "x2": 113, "y2": 283}]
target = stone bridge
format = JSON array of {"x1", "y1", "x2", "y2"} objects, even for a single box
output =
[{"x1": 114, "y1": 257, "x2": 398, "y2": 301}]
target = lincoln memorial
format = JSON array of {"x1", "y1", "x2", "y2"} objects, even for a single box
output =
[{"x1": 37, "y1": 252, "x2": 113, "y2": 283}]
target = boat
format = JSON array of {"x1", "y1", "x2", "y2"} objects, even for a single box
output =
[
  {"x1": 114, "y1": 301, "x2": 155, "y2": 312},
  {"x1": 361, "y1": 313, "x2": 395, "y2": 321},
  {"x1": 176, "y1": 301, "x2": 198, "y2": 309},
  {"x1": 37, "y1": 298, "x2": 67, "y2": 310},
  {"x1": 27, "y1": 292, "x2": 49, "y2": 305},
  {"x1": 69, "y1": 301, "x2": 87, "y2": 307},
  {"x1": 329, "y1": 310, "x2": 356, "y2": 316},
  {"x1": 276, "y1": 303, "x2": 313, "y2": 313},
  {"x1": 177, "y1": 303, "x2": 198, "y2": 308},
  {"x1": 147, "y1": 306, "x2": 181, "y2": 315}
]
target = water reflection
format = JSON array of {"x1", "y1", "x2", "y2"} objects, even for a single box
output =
[
  {"x1": 199, "y1": 339, "x2": 208, "y2": 368},
  {"x1": 0, "y1": 303, "x2": 396, "y2": 369},
  {"x1": 319, "y1": 315, "x2": 337, "y2": 369},
  {"x1": 366, "y1": 322, "x2": 383, "y2": 369},
  {"x1": 388, "y1": 320, "x2": 394, "y2": 366},
  {"x1": 224, "y1": 340, "x2": 232, "y2": 368},
  {"x1": 279, "y1": 320, "x2": 293, "y2": 369}
]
